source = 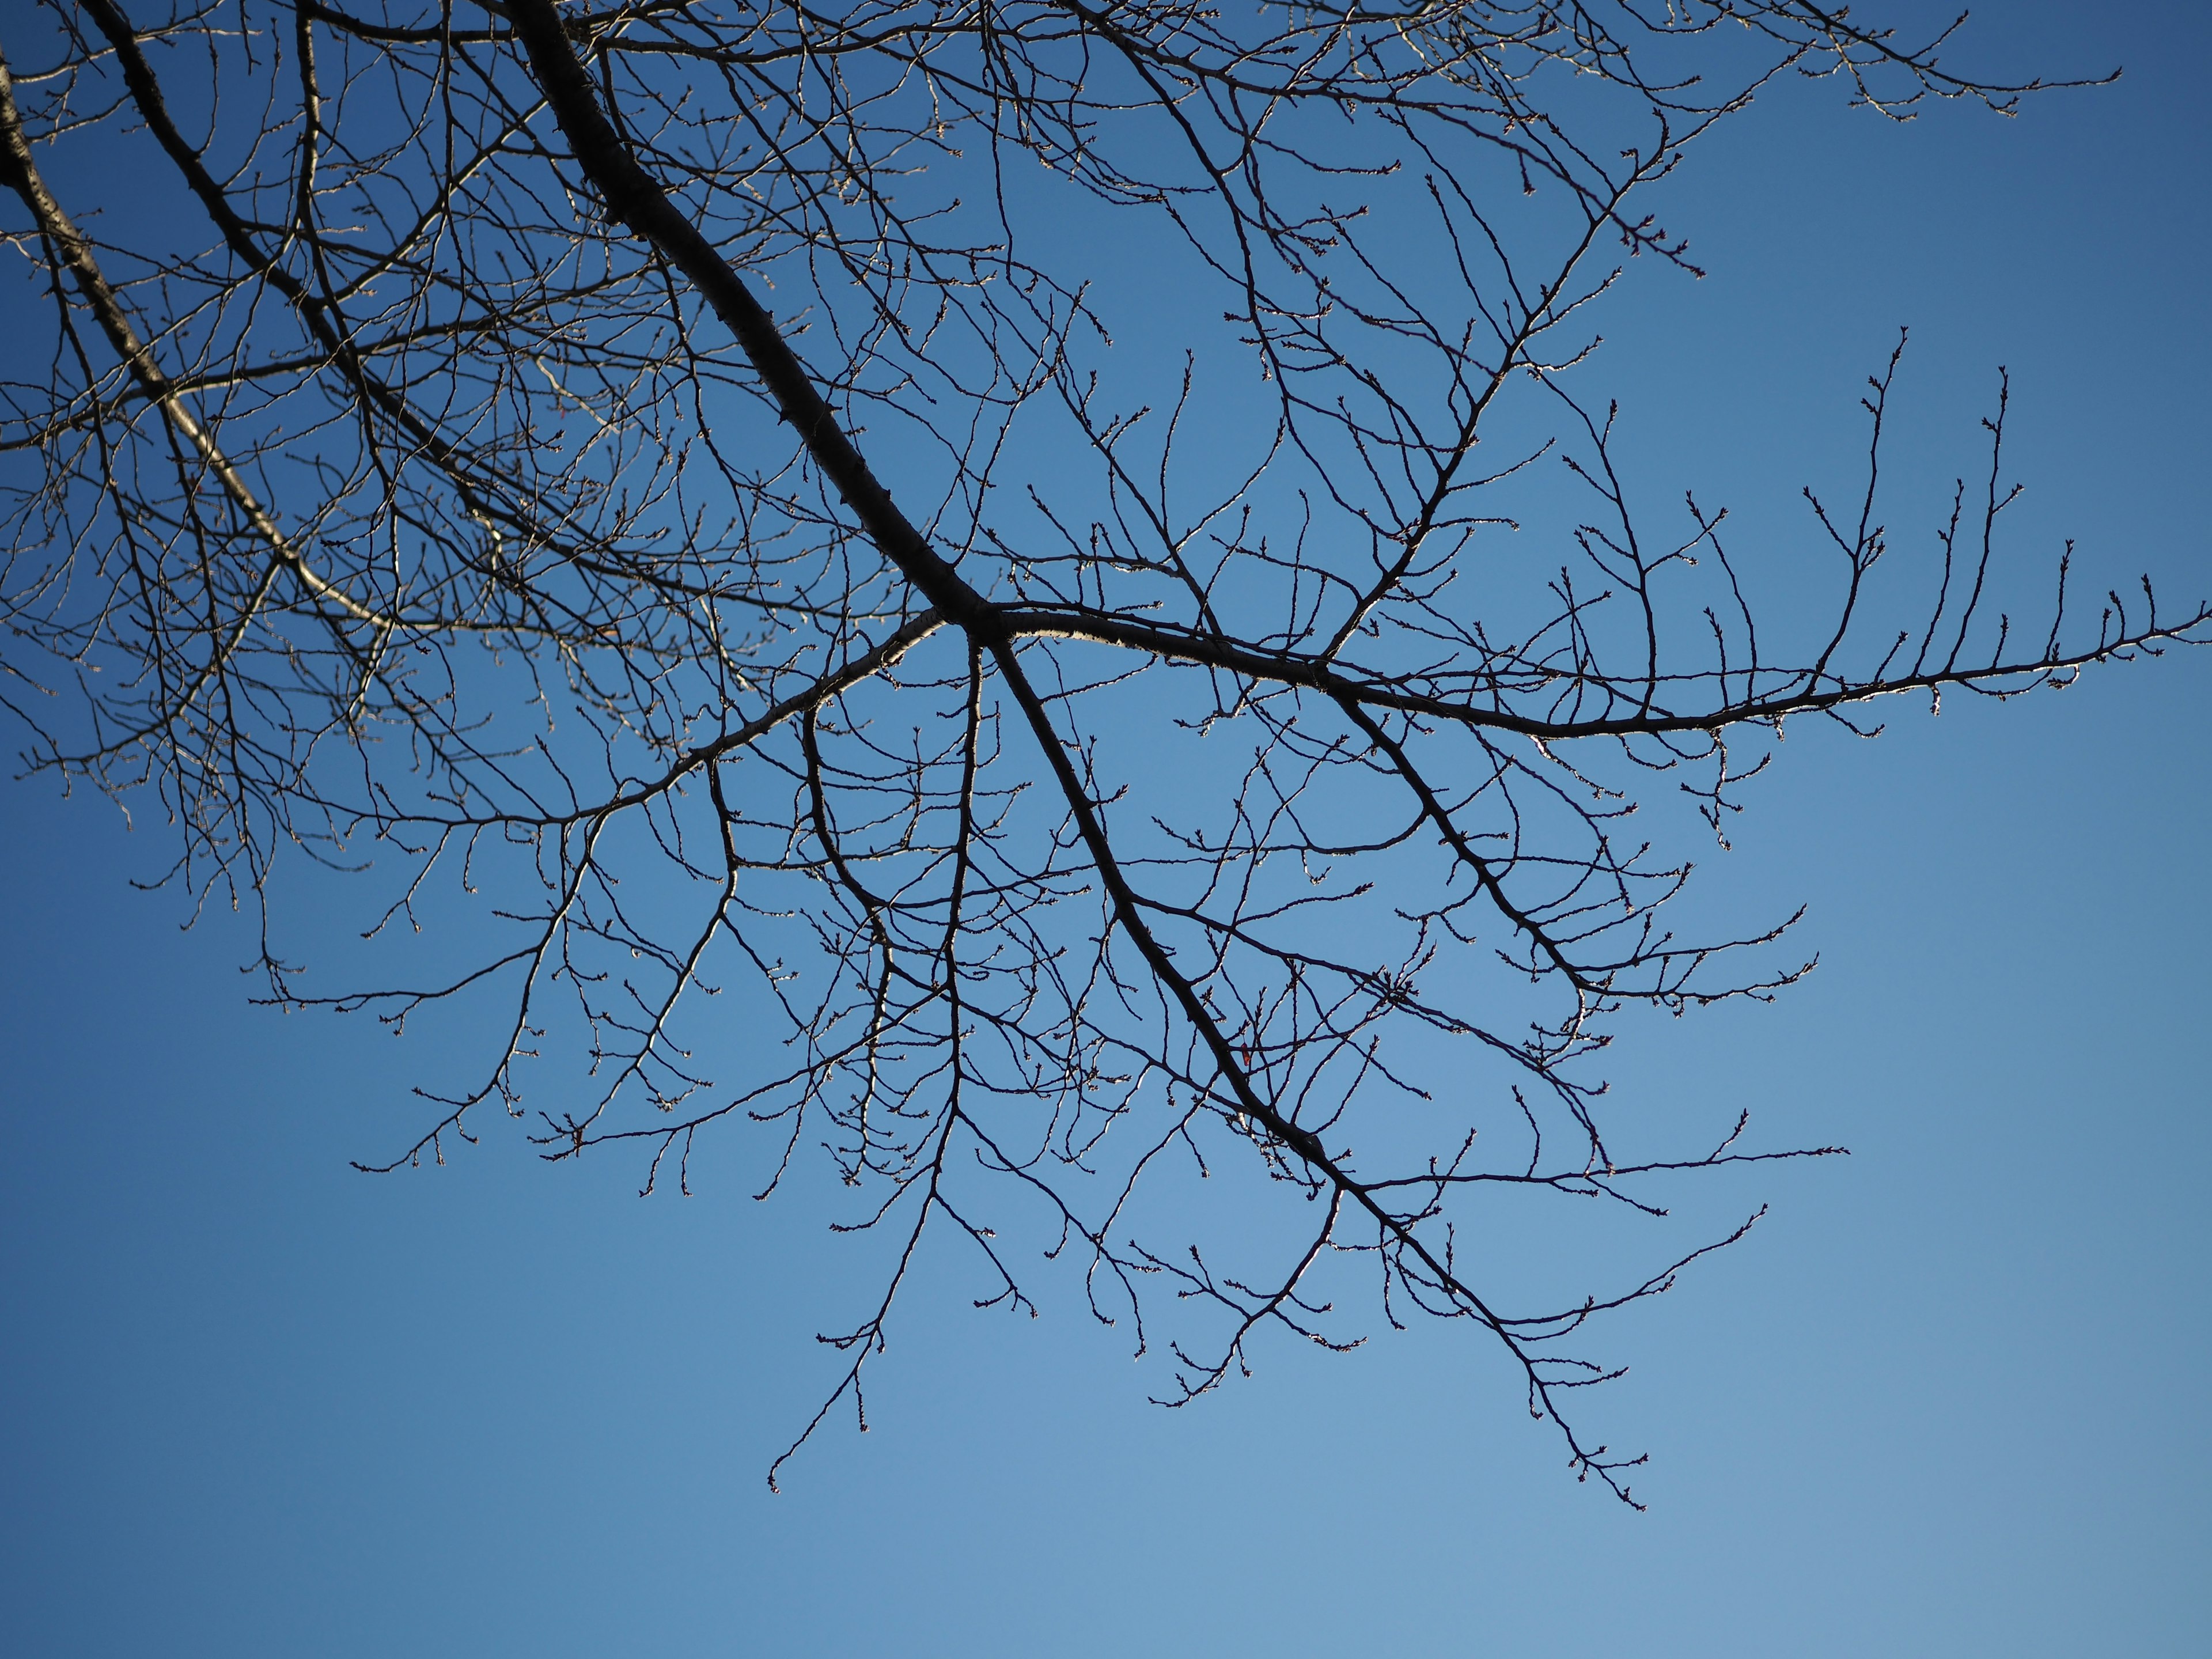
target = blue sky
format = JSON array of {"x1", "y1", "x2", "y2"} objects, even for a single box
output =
[{"x1": 3, "y1": 2, "x2": 2207, "y2": 1653}]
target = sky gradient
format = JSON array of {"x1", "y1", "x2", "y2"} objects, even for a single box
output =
[{"x1": 3, "y1": 2, "x2": 2207, "y2": 1653}]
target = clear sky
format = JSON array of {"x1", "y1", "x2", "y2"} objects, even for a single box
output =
[{"x1": 3, "y1": 2, "x2": 2207, "y2": 1654}]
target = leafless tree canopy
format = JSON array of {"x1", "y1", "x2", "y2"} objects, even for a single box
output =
[{"x1": 1, "y1": 0, "x2": 2202, "y2": 1500}]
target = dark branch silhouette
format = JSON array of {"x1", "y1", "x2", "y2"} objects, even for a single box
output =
[{"x1": 0, "y1": 0, "x2": 2195, "y2": 1505}]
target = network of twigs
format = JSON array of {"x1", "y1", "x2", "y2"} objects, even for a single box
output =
[{"x1": 1, "y1": 0, "x2": 2199, "y2": 1501}]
